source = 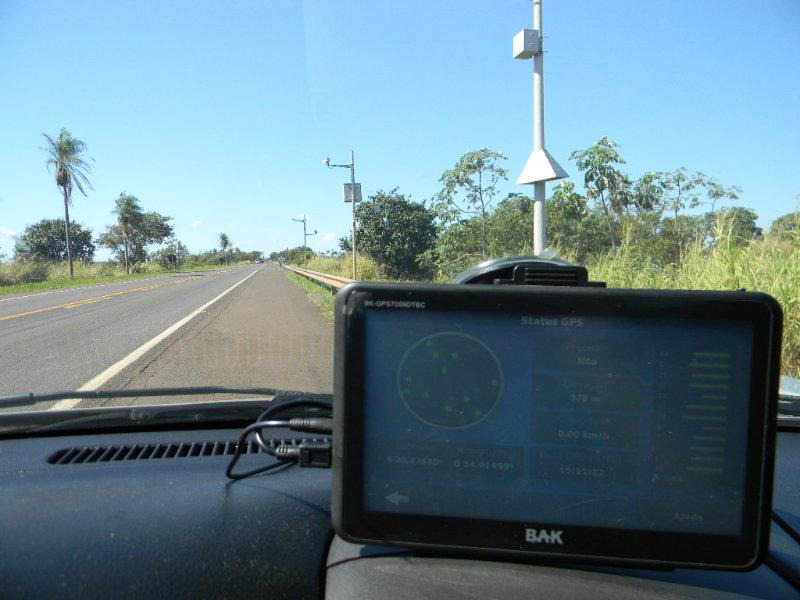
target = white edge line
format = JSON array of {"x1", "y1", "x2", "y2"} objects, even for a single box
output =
[{"x1": 49, "y1": 266, "x2": 264, "y2": 410}]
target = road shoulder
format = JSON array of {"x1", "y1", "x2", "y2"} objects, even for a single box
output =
[{"x1": 97, "y1": 264, "x2": 333, "y2": 404}]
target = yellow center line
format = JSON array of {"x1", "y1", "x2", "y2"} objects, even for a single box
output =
[{"x1": 0, "y1": 276, "x2": 201, "y2": 322}]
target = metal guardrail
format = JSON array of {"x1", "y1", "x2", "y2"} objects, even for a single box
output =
[{"x1": 282, "y1": 265, "x2": 353, "y2": 293}]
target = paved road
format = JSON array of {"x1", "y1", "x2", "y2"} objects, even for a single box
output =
[{"x1": 0, "y1": 264, "x2": 333, "y2": 408}]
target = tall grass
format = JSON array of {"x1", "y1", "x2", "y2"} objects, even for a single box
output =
[
  {"x1": 293, "y1": 235, "x2": 800, "y2": 378},
  {"x1": 299, "y1": 253, "x2": 382, "y2": 280},
  {"x1": 580, "y1": 230, "x2": 799, "y2": 378}
]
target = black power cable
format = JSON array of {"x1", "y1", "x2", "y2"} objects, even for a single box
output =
[{"x1": 225, "y1": 397, "x2": 332, "y2": 480}]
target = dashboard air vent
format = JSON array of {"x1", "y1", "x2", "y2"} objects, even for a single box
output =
[{"x1": 46, "y1": 438, "x2": 327, "y2": 465}]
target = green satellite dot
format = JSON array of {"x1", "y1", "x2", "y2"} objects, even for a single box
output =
[
  {"x1": 474, "y1": 410, "x2": 483, "y2": 417},
  {"x1": 432, "y1": 351, "x2": 440, "y2": 359},
  {"x1": 445, "y1": 405, "x2": 454, "y2": 413},
  {"x1": 463, "y1": 395, "x2": 471, "y2": 403},
  {"x1": 491, "y1": 378, "x2": 499, "y2": 387},
  {"x1": 402, "y1": 387, "x2": 410, "y2": 395},
  {"x1": 425, "y1": 340, "x2": 434, "y2": 348},
  {"x1": 441, "y1": 366, "x2": 449, "y2": 374},
  {"x1": 404, "y1": 375, "x2": 413, "y2": 383},
  {"x1": 422, "y1": 391, "x2": 431, "y2": 400},
  {"x1": 451, "y1": 352, "x2": 460, "y2": 359}
]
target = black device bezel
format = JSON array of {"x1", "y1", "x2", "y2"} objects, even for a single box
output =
[{"x1": 332, "y1": 282, "x2": 782, "y2": 570}]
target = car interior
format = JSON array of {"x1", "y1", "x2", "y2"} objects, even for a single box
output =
[{"x1": 1, "y1": 258, "x2": 798, "y2": 600}]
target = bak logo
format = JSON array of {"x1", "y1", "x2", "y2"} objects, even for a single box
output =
[{"x1": 525, "y1": 528, "x2": 564, "y2": 545}]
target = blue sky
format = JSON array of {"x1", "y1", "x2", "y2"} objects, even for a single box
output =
[{"x1": 1, "y1": 0, "x2": 798, "y2": 261}]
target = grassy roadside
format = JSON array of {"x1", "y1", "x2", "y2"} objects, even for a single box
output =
[
  {"x1": 300, "y1": 253, "x2": 381, "y2": 279},
  {"x1": 282, "y1": 270, "x2": 336, "y2": 321},
  {"x1": 287, "y1": 234, "x2": 799, "y2": 378},
  {"x1": 0, "y1": 272, "x2": 167, "y2": 296},
  {"x1": 0, "y1": 261, "x2": 238, "y2": 297}
]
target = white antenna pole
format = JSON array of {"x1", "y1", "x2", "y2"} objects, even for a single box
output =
[
  {"x1": 532, "y1": 0, "x2": 546, "y2": 255},
  {"x1": 514, "y1": 0, "x2": 567, "y2": 256}
]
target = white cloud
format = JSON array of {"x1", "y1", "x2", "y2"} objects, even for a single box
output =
[
  {"x1": 191, "y1": 219, "x2": 203, "y2": 229},
  {"x1": 0, "y1": 226, "x2": 18, "y2": 240},
  {"x1": 322, "y1": 232, "x2": 337, "y2": 242}
]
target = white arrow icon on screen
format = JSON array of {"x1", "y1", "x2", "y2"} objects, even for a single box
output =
[{"x1": 386, "y1": 492, "x2": 409, "y2": 506}]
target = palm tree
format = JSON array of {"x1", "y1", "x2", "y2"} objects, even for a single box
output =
[
  {"x1": 113, "y1": 193, "x2": 143, "y2": 274},
  {"x1": 219, "y1": 233, "x2": 231, "y2": 265},
  {"x1": 42, "y1": 129, "x2": 94, "y2": 278}
]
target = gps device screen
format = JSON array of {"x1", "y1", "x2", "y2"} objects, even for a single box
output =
[{"x1": 332, "y1": 283, "x2": 782, "y2": 569}]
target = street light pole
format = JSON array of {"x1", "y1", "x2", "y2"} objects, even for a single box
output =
[
  {"x1": 324, "y1": 150, "x2": 359, "y2": 280},
  {"x1": 292, "y1": 214, "x2": 317, "y2": 266}
]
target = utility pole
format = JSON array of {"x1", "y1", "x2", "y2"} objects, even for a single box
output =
[
  {"x1": 324, "y1": 150, "x2": 360, "y2": 279},
  {"x1": 292, "y1": 214, "x2": 317, "y2": 265},
  {"x1": 514, "y1": 0, "x2": 567, "y2": 255}
]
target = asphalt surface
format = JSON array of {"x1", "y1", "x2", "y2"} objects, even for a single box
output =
[
  {"x1": 101, "y1": 263, "x2": 334, "y2": 403},
  {"x1": 0, "y1": 264, "x2": 333, "y2": 408}
]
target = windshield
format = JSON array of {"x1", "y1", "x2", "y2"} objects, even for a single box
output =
[{"x1": 0, "y1": 1, "x2": 797, "y2": 417}]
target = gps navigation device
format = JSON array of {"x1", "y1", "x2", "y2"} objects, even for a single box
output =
[{"x1": 332, "y1": 283, "x2": 782, "y2": 570}]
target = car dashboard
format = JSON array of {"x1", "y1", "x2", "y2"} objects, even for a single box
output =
[
  {"x1": 1, "y1": 406, "x2": 798, "y2": 599},
  {"x1": 1, "y1": 262, "x2": 796, "y2": 598}
]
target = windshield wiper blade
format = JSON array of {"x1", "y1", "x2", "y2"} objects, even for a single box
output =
[
  {"x1": 0, "y1": 386, "x2": 291, "y2": 410},
  {"x1": 0, "y1": 388, "x2": 332, "y2": 437}
]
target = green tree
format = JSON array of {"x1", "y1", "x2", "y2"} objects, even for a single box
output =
[
  {"x1": 337, "y1": 236, "x2": 352, "y2": 253},
  {"x1": 768, "y1": 211, "x2": 800, "y2": 242},
  {"x1": 219, "y1": 233, "x2": 231, "y2": 265},
  {"x1": 545, "y1": 182, "x2": 610, "y2": 261},
  {"x1": 423, "y1": 217, "x2": 484, "y2": 280},
  {"x1": 276, "y1": 246, "x2": 315, "y2": 265},
  {"x1": 487, "y1": 194, "x2": 534, "y2": 257},
  {"x1": 661, "y1": 168, "x2": 706, "y2": 246},
  {"x1": 714, "y1": 207, "x2": 762, "y2": 245},
  {"x1": 354, "y1": 189, "x2": 437, "y2": 280},
  {"x1": 632, "y1": 171, "x2": 668, "y2": 214},
  {"x1": 704, "y1": 178, "x2": 741, "y2": 214},
  {"x1": 657, "y1": 214, "x2": 708, "y2": 262},
  {"x1": 225, "y1": 249, "x2": 263, "y2": 264},
  {"x1": 650, "y1": 170, "x2": 742, "y2": 256},
  {"x1": 132, "y1": 212, "x2": 174, "y2": 263},
  {"x1": 151, "y1": 239, "x2": 190, "y2": 270},
  {"x1": 617, "y1": 212, "x2": 674, "y2": 265},
  {"x1": 112, "y1": 193, "x2": 144, "y2": 274},
  {"x1": 41, "y1": 128, "x2": 94, "y2": 278},
  {"x1": 623, "y1": 171, "x2": 670, "y2": 257},
  {"x1": 98, "y1": 210, "x2": 173, "y2": 269},
  {"x1": 14, "y1": 218, "x2": 95, "y2": 263},
  {"x1": 434, "y1": 148, "x2": 508, "y2": 260},
  {"x1": 569, "y1": 137, "x2": 631, "y2": 250}
]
